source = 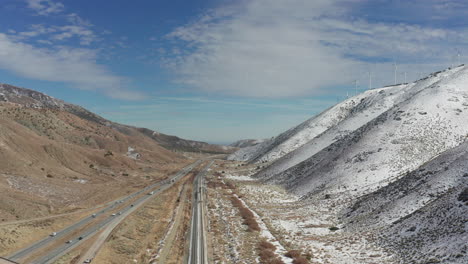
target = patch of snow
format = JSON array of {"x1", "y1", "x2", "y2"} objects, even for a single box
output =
[
  {"x1": 224, "y1": 174, "x2": 257, "y2": 181},
  {"x1": 73, "y1": 179, "x2": 87, "y2": 184},
  {"x1": 234, "y1": 194, "x2": 293, "y2": 264}
]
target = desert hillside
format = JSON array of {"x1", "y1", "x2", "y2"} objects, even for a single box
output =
[{"x1": 0, "y1": 83, "x2": 229, "y2": 223}]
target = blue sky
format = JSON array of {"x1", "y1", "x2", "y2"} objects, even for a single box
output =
[{"x1": 1, "y1": 0, "x2": 468, "y2": 144}]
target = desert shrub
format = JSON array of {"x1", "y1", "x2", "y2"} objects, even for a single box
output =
[
  {"x1": 258, "y1": 240, "x2": 284, "y2": 264},
  {"x1": 230, "y1": 196, "x2": 261, "y2": 231},
  {"x1": 292, "y1": 257, "x2": 309, "y2": 264},
  {"x1": 225, "y1": 181, "x2": 236, "y2": 189},
  {"x1": 269, "y1": 259, "x2": 285, "y2": 264},
  {"x1": 259, "y1": 248, "x2": 276, "y2": 260},
  {"x1": 285, "y1": 250, "x2": 302, "y2": 259},
  {"x1": 259, "y1": 240, "x2": 276, "y2": 251}
]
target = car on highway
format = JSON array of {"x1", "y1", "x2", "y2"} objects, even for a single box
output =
[
  {"x1": 118, "y1": 212, "x2": 122, "y2": 215},
  {"x1": 148, "y1": 191, "x2": 154, "y2": 195},
  {"x1": 66, "y1": 240, "x2": 73, "y2": 244},
  {"x1": 50, "y1": 232, "x2": 57, "y2": 237},
  {"x1": 83, "y1": 259, "x2": 92, "y2": 263},
  {"x1": 78, "y1": 236, "x2": 83, "y2": 240},
  {"x1": 92, "y1": 213, "x2": 97, "y2": 218},
  {"x1": 111, "y1": 213, "x2": 116, "y2": 216},
  {"x1": 130, "y1": 204, "x2": 134, "y2": 207}
]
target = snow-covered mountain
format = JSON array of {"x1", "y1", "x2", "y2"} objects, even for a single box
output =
[
  {"x1": 255, "y1": 67, "x2": 456, "y2": 179},
  {"x1": 228, "y1": 67, "x2": 448, "y2": 165},
  {"x1": 228, "y1": 89, "x2": 385, "y2": 163},
  {"x1": 265, "y1": 66, "x2": 468, "y2": 198},
  {"x1": 246, "y1": 66, "x2": 468, "y2": 263}
]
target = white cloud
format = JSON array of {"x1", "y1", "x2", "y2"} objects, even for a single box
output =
[
  {"x1": 165, "y1": 0, "x2": 468, "y2": 97},
  {"x1": 26, "y1": 0, "x2": 64, "y2": 16},
  {"x1": 13, "y1": 13, "x2": 98, "y2": 46},
  {"x1": 51, "y1": 25, "x2": 96, "y2": 45},
  {"x1": 0, "y1": 33, "x2": 143, "y2": 100}
]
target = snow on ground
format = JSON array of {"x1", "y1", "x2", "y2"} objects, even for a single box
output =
[
  {"x1": 230, "y1": 175, "x2": 394, "y2": 264},
  {"x1": 342, "y1": 141, "x2": 468, "y2": 264},
  {"x1": 224, "y1": 174, "x2": 257, "y2": 182},
  {"x1": 73, "y1": 179, "x2": 87, "y2": 184},
  {"x1": 235, "y1": 194, "x2": 293, "y2": 264}
]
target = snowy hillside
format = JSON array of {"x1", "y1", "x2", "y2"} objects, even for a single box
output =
[
  {"x1": 0, "y1": 83, "x2": 67, "y2": 109},
  {"x1": 342, "y1": 141, "x2": 468, "y2": 264},
  {"x1": 229, "y1": 139, "x2": 266, "y2": 148},
  {"x1": 264, "y1": 65, "x2": 468, "y2": 199},
  {"x1": 228, "y1": 87, "x2": 391, "y2": 163},
  {"x1": 255, "y1": 67, "x2": 454, "y2": 179}
]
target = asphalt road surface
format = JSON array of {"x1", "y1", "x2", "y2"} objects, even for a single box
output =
[
  {"x1": 187, "y1": 161, "x2": 213, "y2": 264},
  {"x1": 5, "y1": 160, "x2": 202, "y2": 264}
]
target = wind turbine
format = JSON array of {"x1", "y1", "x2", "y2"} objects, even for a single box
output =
[
  {"x1": 393, "y1": 62, "x2": 398, "y2": 85},
  {"x1": 368, "y1": 71, "x2": 372, "y2": 90},
  {"x1": 353, "y1": 80, "x2": 359, "y2": 96}
]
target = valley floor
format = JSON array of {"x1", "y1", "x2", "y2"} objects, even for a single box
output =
[{"x1": 206, "y1": 160, "x2": 397, "y2": 264}]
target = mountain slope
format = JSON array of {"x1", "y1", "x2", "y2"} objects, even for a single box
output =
[
  {"x1": 342, "y1": 140, "x2": 468, "y2": 264},
  {"x1": 228, "y1": 90, "x2": 382, "y2": 163},
  {"x1": 264, "y1": 66, "x2": 468, "y2": 198},
  {"x1": 255, "y1": 67, "x2": 455, "y2": 179},
  {"x1": 0, "y1": 83, "x2": 205, "y2": 222},
  {"x1": 0, "y1": 107, "x2": 185, "y2": 221},
  {"x1": 0, "y1": 83, "x2": 233, "y2": 154},
  {"x1": 229, "y1": 139, "x2": 266, "y2": 148}
]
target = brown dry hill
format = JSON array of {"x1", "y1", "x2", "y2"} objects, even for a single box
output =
[
  {"x1": 0, "y1": 83, "x2": 230, "y2": 223},
  {"x1": 0, "y1": 83, "x2": 235, "y2": 154}
]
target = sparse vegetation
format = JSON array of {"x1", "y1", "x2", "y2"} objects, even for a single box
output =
[
  {"x1": 230, "y1": 196, "x2": 260, "y2": 232},
  {"x1": 285, "y1": 250, "x2": 310, "y2": 264},
  {"x1": 292, "y1": 257, "x2": 309, "y2": 264},
  {"x1": 258, "y1": 240, "x2": 284, "y2": 264},
  {"x1": 285, "y1": 250, "x2": 302, "y2": 258}
]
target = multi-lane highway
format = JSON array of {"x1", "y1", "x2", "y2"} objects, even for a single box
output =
[
  {"x1": 4, "y1": 160, "x2": 202, "y2": 264},
  {"x1": 187, "y1": 161, "x2": 213, "y2": 264}
]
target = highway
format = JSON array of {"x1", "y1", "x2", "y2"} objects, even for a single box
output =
[
  {"x1": 187, "y1": 161, "x2": 213, "y2": 264},
  {"x1": 4, "y1": 160, "x2": 202, "y2": 264}
]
